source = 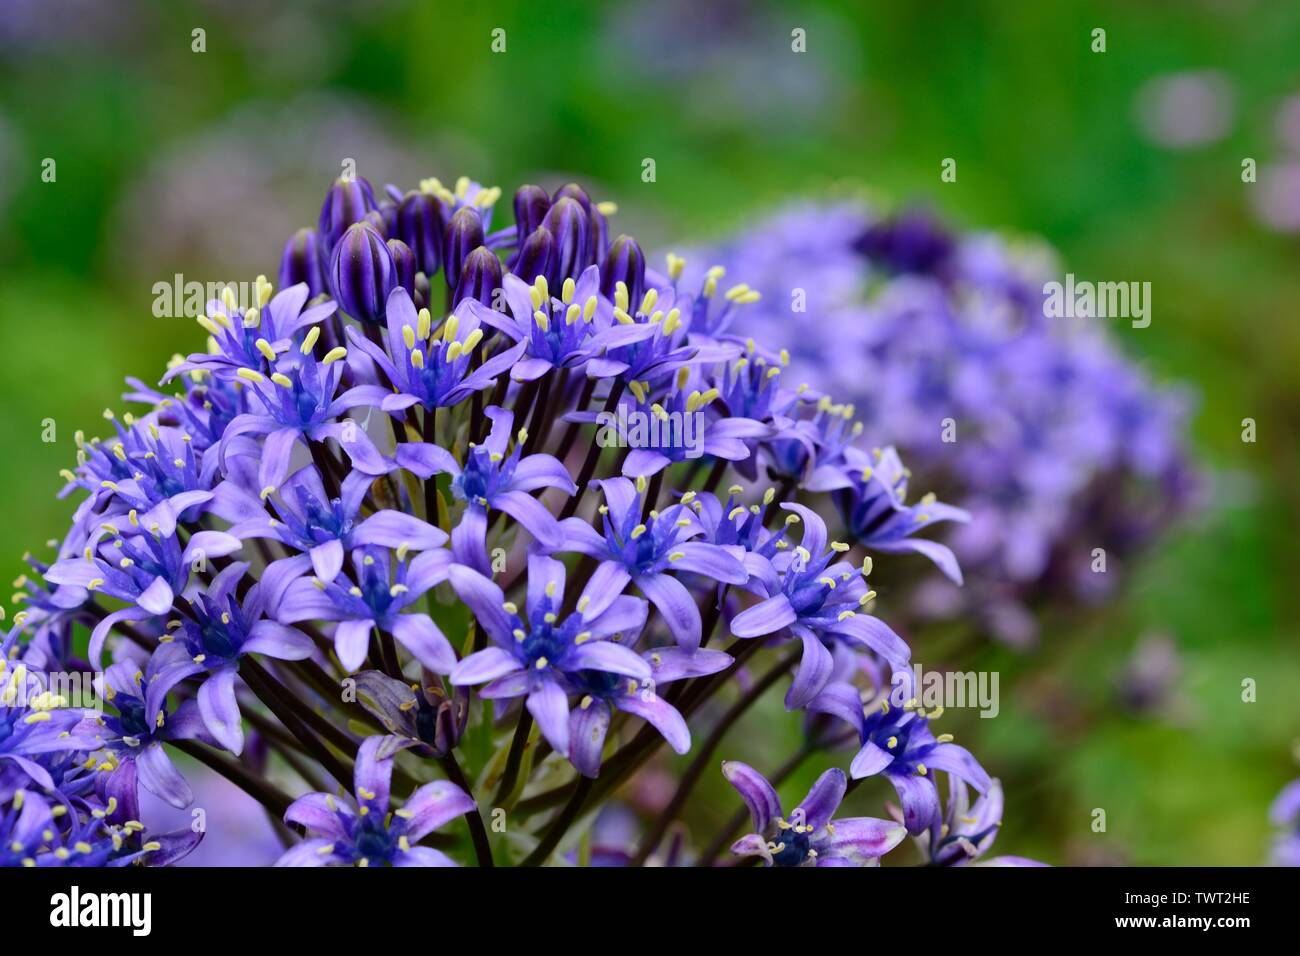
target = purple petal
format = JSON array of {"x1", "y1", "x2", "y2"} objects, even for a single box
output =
[
  {"x1": 309, "y1": 540, "x2": 345, "y2": 582},
  {"x1": 526, "y1": 679, "x2": 571, "y2": 753},
  {"x1": 784, "y1": 630, "x2": 834, "y2": 710},
  {"x1": 794, "y1": 768, "x2": 846, "y2": 832},
  {"x1": 721, "y1": 760, "x2": 782, "y2": 832},
  {"x1": 135, "y1": 743, "x2": 193, "y2": 809},
  {"x1": 669, "y1": 541, "x2": 747, "y2": 585},
  {"x1": 615, "y1": 693, "x2": 689, "y2": 754},
  {"x1": 815, "y1": 816, "x2": 908, "y2": 862},
  {"x1": 566, "y1": 641, "x2": 651, "y2": 680},
  {"x1": 243, "y1": 620, "x2": 315, "y2": 660},
  {"x1": 451, "y1": 648, "x2": 521, "y2": 686},
  {"x1": 494, "y1": 490, "x2": 565, "y2": 550},
  {"x1": 334, "y1": 618, "x2": 375, "y2": 672},
  {"x1": 568, "y1": 697, "x2": 611, "y2": 778},
  {"x1": 447, "y1": 564, "x2": 514, "y2": 645},
  {"x1": 398, "y1": 780, "x2": 475, "y2": 842},
  {"x1": 353, "y1": 511, "x2": 448, "y2": 551},
  {"x1": 635, "y1": 572, "x2": 702, "y2": 651},
  {"x1": 390, "y1": 613, "x2": 457, "y2": 674},
  {"x1": 197, "y1": 668, "x2": 244, "y2": 755},
  {"x1": 889, "y1": 772, "x2": 941, "y2": 835},
  {"x1": 730, "y1": 593, "x2": 796, "y2": 639}
]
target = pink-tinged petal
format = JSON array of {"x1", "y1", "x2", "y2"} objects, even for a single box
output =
[
  {"x1": 494, "y1": 490, "x2": 565, "y2": 550},
  {"x1": 447, "y1": 564, "x2": 514, "y2": 646},
  {"x1": 615, "y1": 692, "x2": 689, "y2": 754},
  {"x1": 730, "y1": 832, "x2": 774, "y2": 865},
  {"x1": 526, "y1": 679, "x2": 571, "y2": 753},
  {"x1": 398, "y1": 780, "x2": 474, "y2": 842},
  {"x1": 785, "y1": 630, "x2": 834, "y2": 710},
  {"x1": 197, "y1": 668, "x2": 244, "y2": 755},
  {"x1": 390, "y1": 613, "x2": 457, "y2": 674},
  {"x1": 635, "y1": 572, "x2": 702, "y2": 651},
  {"x1": 137, "y1": 576, "x2": 175, "y2": 616},
  {"x1": 274, "y1": 838, "x2": 345, "y2": 867},
  {"x1": 507, "y1": 455, "x2": 576, "y2": 494},
  {"x1": 284, "y1": 790, "x2": 348, "y2": 837},
  {"x1": 568, "y1": 697, "x2": 612, "y2": 778},
  {"x1": 669, "y1": 541, "x2": 748, "y2": 585},
  {"x1": 450, "y1": 647, "x2": 521, "y2": 686},
  {"x1": 830, "y1": 614, "x2": 911, "y2": 669},
  {"x1": 721, "y1": 760, "x2": 783, "y2": 832},
  {"x1": 815, "y1": 816, "x2": 908, "y2": 863},
  {"x1": 394, "y1": 441, "x2": 461, "y2": 479},
  {"x1": 353, "y1": 736, "x2": 393, "y2": 812},
  {"x1": 258, "y1": 427, "x2": 301, "y2": 493},
  {"x1": 353, "y1": 511, "x2": 447, "y2": 550},
  {"x1": 135, "y1": 743, "x2": 193, "y2": 809},
  {"x1": 244, "y1": 620, "x2": 315, "y2": 661},
  {"x1": 333, "y1": 618, "x2": 374, "y2": 673},
  {"x1": 309, "y1": 539, "x2": 345, "y2": 582},
  {"x1": 889, "y1": 772, "x2": 942, "y2": 835},
  {"x1": 565, "y1": 641, "x2": 651, "y2": 680},
  {"x1": 576, "y1": 561, "x2": 631, "y2": 618},
  {"x1": 794, "y1": 768, "x2": 847, "y2": 832},
  {"x1": 730, "y1": 593, "x2": 796, "y2": 639}
]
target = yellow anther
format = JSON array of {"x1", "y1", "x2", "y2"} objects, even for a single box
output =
[
  {"x1": 322, "y1": 346, "x2": 347, "y2": 364},
  {"x1": 255, "y1": 338, "x2": 277, "y2": 361}
]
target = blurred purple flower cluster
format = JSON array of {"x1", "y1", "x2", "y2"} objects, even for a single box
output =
[{"x1": 679, "y1": 203, "x2": 1200, "y2": 645}]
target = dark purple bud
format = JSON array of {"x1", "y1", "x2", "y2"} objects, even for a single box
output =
[
  {"x1": 417, "y1": 682, "x2": 469, "y2": 757},
  {"x1": 278, "y1": 227, "x2": 328, "y2": 297},
  {"x1": 541, "y1": 197, "x2": 592, "y2": 282},
  {"x1": 552, "y1": 182, "x2": 594, "y2": 217},
  {"x1": 397, "y1": 190, "x2": 448, "y2": 277},
  {"x1": 599, "y1": 234, "x2": 646, "y2": 308},
  {"x1": 451, "y1": 246, "x2": 504, "y2": 309},
  {"x1": 443, "y1": 207, "x2": 485, "y2": 290},
  {"x1": 327, "y1": 222, "x2": 396, "y2": 324},
  {"x1": 513, "y1": 226, "x2": 556, "y2": 287},
  {"x1": 318, "y1": 176, "x2": 378, "y2": 248},
  {"x1": 362, "y1": 208, "x2": 389, "y2": 237},
  {"x1": 387, "y1": 238, "x2": 418, "y2": 297},
  {"x1": 853, "y1": 210, "x2": 955, "y2": 276},
  {"x1": 513, "y1": 184, "x2": 551, "y2": 240},
  {"x1": 414, "y1": 272, "x2": 431, "y2": 312}
]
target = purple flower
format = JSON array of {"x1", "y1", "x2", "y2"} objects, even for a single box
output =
[
  {"x1": 723, "y1": 762, "x2": 907, "y2": 866},
  {"x1": 1270, "y1": 778, "x2": 1300, "y2": 867},
  {"x1": 441, "y1": 406, "x2": 576, "y2": 573},
  {"x1": 277, "y1": 736, "x2": 473, "y2": 867},
  {"x1": 829, "y1": 446, "x2": 970, "y2": 584},
  {"x1": 344, "y1": 287, "x2": 525, "y2": 413},
  {"x1": 730, "y1": 503, "x2": 910, "y2": 709},
  {"x1": 91, "y1": 658, "x2": 213, "y2": 808},
  {"x1": 556, "y1": 477, "x2": 748, "y2": 650},
  {"x1": 807, "y1": 679, "x2": 990, "y2": 834},
  {"x1": 568, "y1": 645, "x2": 732, "y2": 778},
  {"x1": 448, "y1": 555, "x2": 653, "y2": 755},
  {"x1": 926, "y1": 778, "x2": 1045, "y2": 866},
  {"x1": 277, "y1": 545, "x2": 456, "y2": 674},
  {"x1": 146, "y1": 561, "x2": 315, "y2": 754}
]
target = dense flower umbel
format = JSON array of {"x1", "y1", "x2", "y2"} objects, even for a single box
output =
[
  {"x1": 2, "y1": 173, "x2": 1031, "y2": 867},
  {"x1": 680, "y1": 202, "x2": 1198, "y2": 645}
]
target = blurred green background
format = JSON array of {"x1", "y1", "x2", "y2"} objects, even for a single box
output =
[{"x1": 2, "y1": 0, "x2": 1297, "y2": 864}]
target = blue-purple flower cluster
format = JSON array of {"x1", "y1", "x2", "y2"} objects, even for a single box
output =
[
  {"x1": 2, "y1": 176, "x2": 1037, "y2": 867},
  {"x1": 680, "y1": 203, "x2": 1199, "y2": 645}
]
